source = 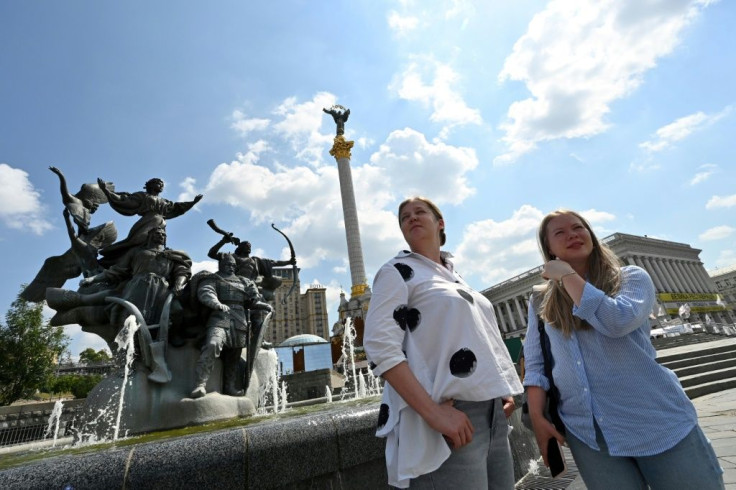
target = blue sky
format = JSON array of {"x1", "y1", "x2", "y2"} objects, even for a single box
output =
[{"x1": 1, "y1": 0, "x2": 735, "y2": 358}]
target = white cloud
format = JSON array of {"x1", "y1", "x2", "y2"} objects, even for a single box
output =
[
  {"x1": 496, "y1": 0, "x2": 714, "y2": 164},
  {"x1": 639, "y1": 108, "x2": 731, "y2": 153},
  {"x1": 231, "y1": 110, "x2": 270, "y2": 136},
  {"x1": 715, "y1": 249, "x2": 736, "y2": 268},
  {"x1": 387, "y1": 10, "x2": 419, "y2": 34},
  {"x1": 64, "y1": 324, "x2": 112, "y2": 360},
  {"x1": 444, "y1": 0, "x2": 475, "y2": 24},
  {"x1": 706, "y1": 194, "x2": 736, "y2": 209},
  {"x1": 390, "y1": 58, "x2": 482, "y2": 137},
  {"x1": 689, "y1": 163, "x2": 718, "y2": 185},
  {"x1": 699, "y1": 225, "x2": 735, "y2": 241},
  {"x1": 199, "y1": 118, "x2": 479, "y2": 295},
  {"x1": 369, "y1": 127, "x2": 478, "y2": 205},
  {"x1": 580, "y1": 208, "x2": 616, "y2": 224},
  {"x1": 272, "y1": 92, "x2": 337, "y2": 164},
  {"x1": 454, "y1": 204, "x2": 546, "y2": 285},
  {"x1": 0, "y1": 163, "x2": 53, "y2": 235},
  {"x1": 452, "y1": 205, "x2": 618, "y2": 286},
  {"x1": 192, "y1": 260, "x2": 218, "y2": 275}
]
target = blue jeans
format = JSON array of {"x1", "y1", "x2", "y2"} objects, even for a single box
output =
[
  {"x1": 566, "y1": 422, "x2": 724, "y2": 490},
  {"x1": 410, "y1": 398, "x2": 515, "y2": 489}
]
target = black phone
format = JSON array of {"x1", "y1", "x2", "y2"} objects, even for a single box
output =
[{"x1": 547, "y1": 438, "x2": 567, "y2": 478}]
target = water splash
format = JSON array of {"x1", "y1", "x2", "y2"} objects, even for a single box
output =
[
  {"x1": 279, "y1": 381, "x2": 288, "y2": 412},
  {"x1": 339, "y1": 318, "x2": 360, "y2": 399},
  {"x1": 257, "y1": 349, "x2": 289, "y2": 414},
  {"x1": 527, "y1": 459, "x2": 540, "y2": 475},
  {"x1": 325, "y1": 385, "x2": 332, "y2": 403},
  {"x1": 112, "y1": 315, "x2": 139, "y2": 441},
  {"x1": 44, "y1": 400, "x2": 65, "y2": 447}
]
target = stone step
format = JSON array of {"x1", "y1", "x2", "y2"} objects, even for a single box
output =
[
  {"x1": 685, "y1": 377, "x2": 736, "y2": 399},
  {"x1": 651, "y1": 332, "x2": 726, "y2": 352},
  {"x1": 679, "y1": 367, "x2": 736, "y2": 388},
  {"x1": 658, "y1": 344, "x2": 736, "y2": 367},
  {"x1": 661, "y1": 349, "x2": 736, "y2": 371},
  {"x1": 672, "y1": 358, "x2": 736, "y2": 378}
]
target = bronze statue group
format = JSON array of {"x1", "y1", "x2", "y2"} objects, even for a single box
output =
[{"x1": 24, "y1": 167, "x2": 294, "y2": 398}]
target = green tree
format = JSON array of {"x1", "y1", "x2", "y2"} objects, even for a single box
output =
[
  {"x1": 0, "y1": 290, "x2": 69, "y2": 406},
  {"x1": 69, "y1": 374, "x2": 103, "y2": 399},
  {"x1": 78, "y1": 347, "x2": 112, "y2": 365}
]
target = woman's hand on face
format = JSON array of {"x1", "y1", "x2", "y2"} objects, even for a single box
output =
[
  {"x1": 427, "y1": 399, "x2": 474, "y2": 450},
  {"x1": 531, "y1": 417, "x2": 566, "y2": 467},
  {"x1": 542, "y1": 259, "x2": 575, "y2": 282}
]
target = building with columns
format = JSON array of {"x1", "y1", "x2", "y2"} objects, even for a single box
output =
[
  {"x1": 710, "y1": 264, "x2": 736, "y2": 315},
  {"x1": 482, "y1": 232, "x2": 735, "y2": 338}
]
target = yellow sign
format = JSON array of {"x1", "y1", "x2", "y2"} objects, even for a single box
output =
[{"x1": 658, "y1": 293, "x2": 719, "y2": 302}]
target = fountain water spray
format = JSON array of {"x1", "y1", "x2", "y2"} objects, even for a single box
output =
[
  {"x1": 112, "y1": 315, "x2": 139, "y2": 440},
  {"x1": 325, "y1": 386, "x2": 332, "y2": 403},
  {"x1": 279, "y1": 381, "x2": 288, "y2": 412},
  {"x1": 339, "y1": 318, "x2": 360, "y2": 399},
  {"x1": 44, "y1": 399, "x2": 65, "y2": 447}
]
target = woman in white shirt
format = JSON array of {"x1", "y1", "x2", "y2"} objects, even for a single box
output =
[{"x1": 364, "y1": 196, "x2": 523, "y2": 489}]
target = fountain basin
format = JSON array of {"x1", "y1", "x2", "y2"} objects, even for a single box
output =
[{"x1": 0, "y1": 397, "x2": 541, "y2": 489}]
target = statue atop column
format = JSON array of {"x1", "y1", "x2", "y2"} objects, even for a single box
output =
[{"x1": 323, "y1": 105, "x2": 350, "y2": 136}]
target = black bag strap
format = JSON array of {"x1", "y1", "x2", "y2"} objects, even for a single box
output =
[{"x1": 537, "y1": 315, "x2": 565, "y2": 434}]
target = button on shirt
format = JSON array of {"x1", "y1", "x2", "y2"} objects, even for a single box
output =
[
  {"x1": 523, "y1": 266, "x2": 697, "y2": 456},
  {"x1": 365, "y1": 250, "x2": 522, "y2": 488}
]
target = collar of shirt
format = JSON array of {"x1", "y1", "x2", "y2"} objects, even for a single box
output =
[{"x1": 396, "y1": 250, "x2": 455, "y2": 273}]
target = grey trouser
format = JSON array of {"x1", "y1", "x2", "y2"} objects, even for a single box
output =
[{"x1": 410, "y1": 398, "x2": 515, "y2": 489}]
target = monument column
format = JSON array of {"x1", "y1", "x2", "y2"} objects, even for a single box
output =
[{"x1": 325, "y1": 105, "x2": 370, "y2": 300}]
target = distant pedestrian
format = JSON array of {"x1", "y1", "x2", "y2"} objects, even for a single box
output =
[
  {"x1": 524, "y1": 209, "x2": 724, "y2": 489},
  {"x1": 364, "y1": 196, "x2": 522, "y2": 489}
]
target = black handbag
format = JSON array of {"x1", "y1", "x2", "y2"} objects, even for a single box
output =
[{"x1": 521, "y1": 313, "x2": 565, "y2": 435}]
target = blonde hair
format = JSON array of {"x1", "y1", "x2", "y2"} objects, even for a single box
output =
[
  {"x1": 537, "y1": 209, "x2": 622, "y2": 336},
  {"x1": 398, "y1": 196, "x2": 446, "y2": 246}
]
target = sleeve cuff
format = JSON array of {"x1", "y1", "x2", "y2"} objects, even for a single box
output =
[
  {"x1": 372, "y1": 354, "x2": 407, "y2": 378},
  {"x1": 573, "y1": 281, "x2": 605, "y2": 319},
  {"x1": 522, "y1": 372, "x2": 550, "y2": 392}
]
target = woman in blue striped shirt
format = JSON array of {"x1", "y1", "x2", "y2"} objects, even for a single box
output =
[{"x1": 524, "y1": 209, "x2": 723, "y2": 489}]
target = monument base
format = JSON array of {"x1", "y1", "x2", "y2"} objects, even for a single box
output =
[{"x1": 73, "y1": 343, "x2": 274, "y2": 441}]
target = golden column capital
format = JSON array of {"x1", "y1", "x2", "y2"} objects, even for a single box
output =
[{"x1": 329, "y1": 135, "x2": 354, "y2": 160}]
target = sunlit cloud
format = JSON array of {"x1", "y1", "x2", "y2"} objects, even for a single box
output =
[
  {"x1": 639, "y1": 107, "x2": 731, "y2": 154},
  {"x1": 454, "y1": 204, "x2": 545, "y2": 285},
  {"x1": 272, "y1": 92, "x2": 338, "y2": 164},
  {"x1": 387, "y1": 10, "x2": 419, "y2": 34},
  {"x1": 496, "y1": 0, "x2": 714, "y2": 164},
  {"x1": 390, "y1": 58, "x2": 482, "y2": 138},
  {"x1": 231, "y1": 110, "x2": 270, "y2": 136},
  {"x1": 699, "y1": 225, "x2": 735, "y2": 241},
  {"x1": 0, "y1": 163, "x2": 53, "y2": 235},
  {"x1": 706, "y1": 194, "x2": 736, "y2": 210},
  {"x1": 689, "y1": 163, "x2": 718, "y2": 186}
]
